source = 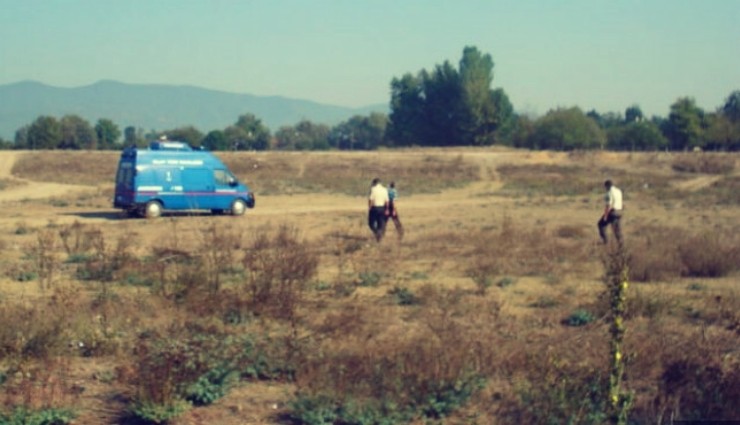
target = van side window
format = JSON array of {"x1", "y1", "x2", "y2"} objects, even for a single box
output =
[{"x1": 214, "y1": 169, "x2": 229, "y2": 185}]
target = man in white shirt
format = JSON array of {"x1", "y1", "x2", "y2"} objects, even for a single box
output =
[
  {"x1": 598, "y1": 179, "x2": 623, "y2": 244},
  {"x1": 368, "y1": 177, "x2": 389, "y2": 242}
]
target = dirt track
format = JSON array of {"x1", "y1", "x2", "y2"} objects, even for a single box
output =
[{"x1": 0, "y1": 151, "x2": 91, "y2": 202}]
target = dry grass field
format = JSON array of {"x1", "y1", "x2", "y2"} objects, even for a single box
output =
[{"x1": 0, "y1": 148, "x2": 738, "y2": 424}]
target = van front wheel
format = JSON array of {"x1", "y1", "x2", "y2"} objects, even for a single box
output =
[
  {"x1": 231, "y1": 199, "x2": 246, "y2": 216},
  {"x1": 144, "y1": 201, "x2": 163, "y2": 219}
]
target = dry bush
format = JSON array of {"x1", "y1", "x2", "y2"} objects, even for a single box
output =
[
  {"x1": 626, "y1": 225, "x2": 740, "y2": 282},
  {"x1": 671, "y1": 153, "x2": 736, "y2": 174},
  {"x1": 623, "y1": 227, "x2": 685, "y2": 282},
  {"x1": 59, "y1": 222, "x2": 139, "y2": 282},
  {"x1": 492, "y1": 331, "x2": 611, "y2": 425},
  {"x1": 466, "y1": 216, "x2": 591, "y2": 287},
  {"x1": 0, "y1": 287, "x2": 86, "y2": 360},
  {"x1": 197, "y1": 222, "x2": 243, "y2": 294},
  {"x1": 704, "y1": 175, "x2": 740, "y2": 205},
  {"x1": 293, "y1": 287, "x2": 501, "y2": 420},
  {"x1": 678, "y1": 232, "x2": 740, "y2": 277},
  {"x1": 241, "y1": 224, "x2": 318, "y2": 320},
  {"x1": 1, "y1": 357, "x2": 77, "y2": 415},
  {"x1": 26, "y1": 228, "x2": 59, "y2": 290},
  {"x1": 625, "y1": 326, "x2": 740, "y2": 423}
]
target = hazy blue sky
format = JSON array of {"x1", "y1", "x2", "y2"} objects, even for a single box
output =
[{"x1": 1, "y1": 0, "x2": 738, "y2": 117}]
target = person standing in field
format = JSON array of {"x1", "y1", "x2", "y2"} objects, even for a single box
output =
[
  {"x1": 368, "y1": 177, "x2": 389, "y2": 242},
  {"x1": 387, "y1": 181, "x2": 404, "y2": 240},
  {"x1": 598, "y1": 179, "x2": 623, "y2": 245}
]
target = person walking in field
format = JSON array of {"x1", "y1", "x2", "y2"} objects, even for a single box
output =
[
  {"x1": 387, "y1": 181, "x2": 404, "y2": 240},
  {"x1": 598, "y1": 179, "x2": 623, "y2": 245},
  {"x1": 368, "y1": 177, "x2": 389, "y2": 242}
]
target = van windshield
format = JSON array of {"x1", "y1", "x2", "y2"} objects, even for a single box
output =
[{"x1": 214, "y1": 169, "x2": 236, "y2": 186}]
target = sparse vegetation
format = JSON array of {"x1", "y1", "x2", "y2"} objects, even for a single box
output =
[{"x1": 1, "y1": 149, "x2": 738, "y2": 424}]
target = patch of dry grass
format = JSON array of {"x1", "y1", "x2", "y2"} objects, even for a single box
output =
[
  {"x1": 1, "y1": 149, "x2": 739, "y2": 424},
  {"x1": 12, "y1": 151, "x2": 118, "y2": 186}
]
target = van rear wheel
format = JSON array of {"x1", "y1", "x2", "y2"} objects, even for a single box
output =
[
  {"x1": 144, "y1": 201, "x2": 163, "y2": 219},
  {"x1": 231, "y1": 199, "x2": 246, "y2": 216}
]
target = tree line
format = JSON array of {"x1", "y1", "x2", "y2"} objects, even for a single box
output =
[{"x1": 2, "y1": 46, "x2": 739, "y2": 151}]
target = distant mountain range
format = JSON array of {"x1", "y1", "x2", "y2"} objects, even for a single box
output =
[{"x1": 0, "y1": 80, "x2": 387, "y2": 140}]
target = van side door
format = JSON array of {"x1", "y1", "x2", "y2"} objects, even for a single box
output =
[
  {"x1": 181, "y1": 168, "x2": 214, "y2": 209},
  {"x1": 213, "y1": 169, "x2": 238, "y2": 210}
]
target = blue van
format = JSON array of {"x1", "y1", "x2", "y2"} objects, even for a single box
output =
[{"x1": 113, "y1": 141, "x2": 255, "y2": 218}]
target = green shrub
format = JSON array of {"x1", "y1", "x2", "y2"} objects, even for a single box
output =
[
  {"x1": 14, "y1": 270, "x2": 38, "y2": 282},
  {"x1": 388, "y1": 285, "x2": 419, "y2": 306},
  {"x1": 14, "y1": 223, "x2": 30, "y2": 235},
  {"x1": 0, "y1": 407, "x2": 75, "y2": 425},
  {"x1": 287, "y1": 376, "x2": 485, "y2": 425},
  {"x1": 564, "y1": 309, "x2": 595, "y2": 327},
  {"x1": 64, "y1": 253, "x2": 91, "y2": 264},
  {"x1": 686, "y1": 282, "x2": 706, "y2": 291},
  {"x1": 418, "y1": 375, "x2": 487, "y2": 419},
  {"x1": 471, "y1": 275, "x2": 493, "y2": 295},
  {"x1": 286, "y1": 394, "x2": 338, "y2": 425},
  {"x1": 515, "y1": 372, "x2": 608, "y2": 425},
  {"x1": 358, "y1": 271, "x2": 381, "y2": 287},
  {"x1": 529, "y1": 296, "x2": 559, "y2": 309},
  {"x1": 127, "y1": 400, "x2": 191, "y2": 425},
  {"x1": 497, "y1": 276, "x2": 517, "y2": 288},
  {"x1": 186, "y1": 366, "x2": 239, "y2": 406},
  {"x1": 121, "y1": 272, "x2": 154, "y2": 287}
]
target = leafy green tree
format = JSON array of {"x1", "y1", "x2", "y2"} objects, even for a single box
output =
[
  {"x1": 530, "y1": 107, "x2": 606, "y2": 150},
  {"x1": 607, "y1": 121, "x2": 667, "y2": 151},
  {"x1": 624, "y1": 105, "x2": 643, "y2": 123},
  {"x1": 330, "y1": 113, "x2": 387, "y2": 150},
  {"x1": 27, "y1": 116, "x2": 62, "y2": 149},
  {"x1": 587, "y1": 110, "x2": 623, "y2": 129},
  {"x1": 14, "y1": 125, "x2": 29, "y2": 149},
  {"x1": 227, "y1": 114, "x2": 270, "y2": 150},
  {"x1": 664, "y1": 97, "x2": 705, "y2": 150},
  {"x1": 201, "y1": 130, "x2": 228, "y2": 151},
  {"x1": 491, "y1": 88, "x2": 515, "y2": 143},
  {"x1": 422, "y1": 62, "x2": 464, "y2": 146},
  {"x1": 387, "y1": 73, "x2": 424, "y2": 147},
  {"x1": 0, "y1": 136, "x2": 12, "y2": 149},
  {"x1": 387, "y1": 46, "x2": 514, "y2": 147},
  {"x1": 509, "y1": 115, "x2": 535, "y2": 148},
  {"x1": 722, "y1": 90, "x2": 740, "y2": 122},
  {"x1": 704, "y1": 112, "x2": 740, "y2": 151},
  {"x1": 95, "y1": 118, "x2": 121, "y2": 149},
  {"x1": 458, "y1": 46, "x2": 513, "y2": 145},
  {"x1": 59, "y1": 115, "x2": 97, "y2": 149},
  {"x1": 163, "y1": 126, "x2": 204, "y2": 147},
  {"x1": 275, "y1": 120, "x2": 331, "y2": 150}
]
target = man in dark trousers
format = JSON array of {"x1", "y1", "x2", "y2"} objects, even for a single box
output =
[
  {"x1": 598, "y1": 179, "x2": 623, "y2": 244},
  {"x1": 368, "y1": 177, "x2": 389, "y2": 242}
]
